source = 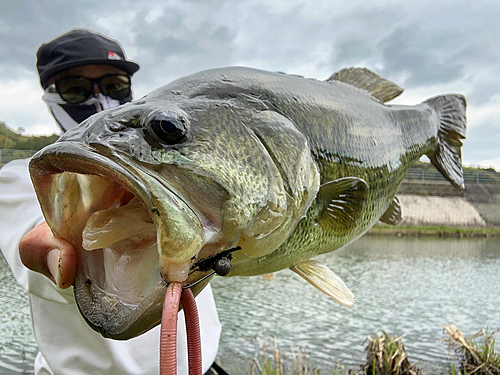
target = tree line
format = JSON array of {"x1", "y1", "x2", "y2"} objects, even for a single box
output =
[{"x1": 0, "y1": 122, "x2": 59, "y2": 151}]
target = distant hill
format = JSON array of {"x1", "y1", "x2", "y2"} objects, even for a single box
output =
[{"x1": 0, "y1": 122, "x2": 59, "y2": 150}]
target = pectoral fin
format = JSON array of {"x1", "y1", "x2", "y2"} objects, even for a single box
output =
[
  {"x1": 316, "y1": 177, "x2": 368, "y2": 236},
  {"x1": 290, "y1": 260, "x2": 354, "y2": 308},
  {"x1": 379, "y1": 197, "x2": 402, "y2": 225}
]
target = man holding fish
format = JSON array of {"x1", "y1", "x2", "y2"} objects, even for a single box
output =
[
  {"x1": 1, "y1": 22, "x2": 468, "y2": 375},
  {"x1": 0, "y1": 29, "x2": 222, "y2": 375}
]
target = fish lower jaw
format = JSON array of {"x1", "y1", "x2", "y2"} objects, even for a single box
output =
[{"x1": 160, "y1": 258, "x2": 192, "y2": 283}]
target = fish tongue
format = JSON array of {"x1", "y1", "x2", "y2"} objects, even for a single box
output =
[{"x1": 82, "y1": 198, "x2": 156, "y2": 250}]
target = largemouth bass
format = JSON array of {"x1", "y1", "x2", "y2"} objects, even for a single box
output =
[{"x1": 29, "y1": 67, "x2": 466, "y2": 340}]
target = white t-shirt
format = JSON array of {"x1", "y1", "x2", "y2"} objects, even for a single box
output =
[{"x1": 0, "y1": 159, "x2": 221, "y2": 375}]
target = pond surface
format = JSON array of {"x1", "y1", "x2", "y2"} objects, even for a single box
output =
[
  {"x1": 0, "y1": 255, "x2": 37, "y2": 374},
  {"x1": 212, "y1": 236, "x2": 500, "y2": 373},
  {"x1": 1, "y1": 236, "x2": 499, "y2": 374}
]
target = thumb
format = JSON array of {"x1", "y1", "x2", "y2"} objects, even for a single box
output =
[{"x1": 19, "y1": 221, "x2": 77, "y2": 288}]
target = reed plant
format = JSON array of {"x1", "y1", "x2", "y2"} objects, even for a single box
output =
[
  {"x1": 249, "y1": 339, "x2": 322, "y2": 375},
  {"x1": 248, "y1": 332, "x2": 422, "y2": 375},
  {"x1": 247, "y1": 324, "x2": 499, "y2": 375},
  {"x1": 361, "y1": 331, "x2": 421, "y2": 375},
  {"x1": 444, "y1": 324, "x2": 500, "y2": 374}
]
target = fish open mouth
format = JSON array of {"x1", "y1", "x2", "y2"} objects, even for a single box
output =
[{"x1": 29, "y1": 142, "x2": 216, "y2": 339}]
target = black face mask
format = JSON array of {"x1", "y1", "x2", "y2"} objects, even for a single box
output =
[{"x1": 43, "y1": 89, "x2": 132, "y2": 132}]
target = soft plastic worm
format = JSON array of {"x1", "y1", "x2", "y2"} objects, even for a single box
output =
[
  {"x1": 160, "y1": 282, "x2": 182, "y2": 375},
  {"x1": 160, "y1": 282, "x2": 202, "y2": 375},
  {"x1": 181, "y1": 288, "x2": 202, "y2": 375}
]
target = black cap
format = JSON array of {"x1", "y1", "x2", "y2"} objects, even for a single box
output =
[{"x1": 36, "y1": 29, "x2": 140, "y2": 89}]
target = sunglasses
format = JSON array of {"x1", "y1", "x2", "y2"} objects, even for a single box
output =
[{"x1": 54, "y1": 74, "x2": 131, "y2": 103}]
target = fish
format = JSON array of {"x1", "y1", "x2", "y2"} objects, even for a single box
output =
[{"x1": 29, "y1": 66, "x2": 466, "y2": 340}]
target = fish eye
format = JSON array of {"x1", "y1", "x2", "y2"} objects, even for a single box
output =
[{"x1": 148, "y1": 114, "x2": 187, "y2": 145}]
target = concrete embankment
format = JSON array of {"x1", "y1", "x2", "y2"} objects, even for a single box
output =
[
  {"x1": 395, "y1": 180, "x2": 500, "y2": 227},
  {"x1": 398, "y1": 195, "x2": 486, "y2": 226}
]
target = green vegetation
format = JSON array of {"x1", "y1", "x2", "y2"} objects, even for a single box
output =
[
  {"x1": 250, "y1": 340, "x2": 321, "y2": 375},
  {"x1": 367, "y1": 225, "x2": 500, "y2": 238},
  {"x1": 444, "y1": 324, "x2": 500, "y2": 374},
  {"x1": 248, "y1": 325, "x2": 500, "y2": 375},
  {"x1": 0, "y1": 122, "x2": 58, "y2": 150},
  {"x1": 362, "y1": 332, "x2": 421, "y2": 375}
]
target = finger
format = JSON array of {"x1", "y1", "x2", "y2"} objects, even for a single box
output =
[{"x1": 19, "y1": 222, "x2": 77, "y2": 288}]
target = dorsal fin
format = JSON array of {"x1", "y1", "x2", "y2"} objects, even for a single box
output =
[
  {"x1": 290, "y1": 260, "x2": 354, "y2": 308},
  {"x1": 326, "y1": 67, "x2": 404, "y2": 103},
  {"x1": 379, "y1": 197, "x2": 402, "y2": 225},
  {"x1": 316, "y1": 177, "x2": 368, "y2": 236}
]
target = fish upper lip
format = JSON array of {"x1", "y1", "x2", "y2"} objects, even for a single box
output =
[{"x1": 30, "y1": 141, "x2": 152, "y2": 206}]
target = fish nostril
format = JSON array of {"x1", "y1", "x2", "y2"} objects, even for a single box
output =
[{"x1": 109, "y1": 122, "x2": 126, "y2": 132}]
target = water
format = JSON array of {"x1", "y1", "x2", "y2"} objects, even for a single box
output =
[
  {"x1": 212, "y1": 236, "x2": 500, "y2": 373},
  {"x1": 0, "y1": 255, "x2": 38, "y2": 374},
  {"x1": 1, "y1": 237, "x2": 499, "y2": 374}
]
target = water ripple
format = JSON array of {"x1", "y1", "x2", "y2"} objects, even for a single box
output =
[
  {"x1": 212, "y1": 237, "x2": 500, "y2": 373},
  {"x1": 0, "y1": 254, "x2": 38, "y2": 374}
]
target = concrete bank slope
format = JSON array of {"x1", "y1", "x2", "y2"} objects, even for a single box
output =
[
  {"x1": 396, "y1": 181, "x2": 500, "y2": 227},
  {"x1": 398, "y1": 195, "x2": 486, "y2": 227}
]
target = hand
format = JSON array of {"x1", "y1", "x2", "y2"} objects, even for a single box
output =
[{"x1": 19, "y1": 221, "x2": 77, "y2": 288}]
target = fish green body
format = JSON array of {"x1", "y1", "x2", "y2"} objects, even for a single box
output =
[
  {"x1": 29, "y1": 67, "x2": 466, "y2": 339},
  {"x1": 222, "y1": 68, "x2": 463, "y2": 276}
]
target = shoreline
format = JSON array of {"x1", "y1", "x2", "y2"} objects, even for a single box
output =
[{"x1": 367, "y1": 224, "x2": 500, "y2": 238}]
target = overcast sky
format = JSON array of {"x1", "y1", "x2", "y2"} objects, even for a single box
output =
[{"x1": 1, "y1": 0, "x2": 499, "y2": 169}]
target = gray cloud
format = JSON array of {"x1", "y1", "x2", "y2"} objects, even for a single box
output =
[
  {"x1": 322, "y1": 1, "x2": 500, "y2": 106},
  {"x1": 468, "y1": 82, "x2": 500, "y2": 107},
  {"x1": 379, "y1": 24, "x2": 466, "y2": 86},
  {"x1": 0, "y1": 1, "x2": 122, "y2": 79},
  {"x1": 465, "y1": 118, "x2": 500, "y2": 163},
  {"x1": 332, "y1": 38, "x2": 375, "y2": 66},
  {"x1": 129, "y1": 6, "x2": 237, "y2": 89},
  {"x1": 0, "y1": 0, "x2": 499, "y2": 169}
]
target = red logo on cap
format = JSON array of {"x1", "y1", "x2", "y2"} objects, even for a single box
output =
[{"x1": 108, "y1": 51, "x2": 122, "y2": 61}]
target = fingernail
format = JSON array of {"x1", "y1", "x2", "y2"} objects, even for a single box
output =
[{"x1": 47, "y1": 249, "x2": 61, "y2": 286}]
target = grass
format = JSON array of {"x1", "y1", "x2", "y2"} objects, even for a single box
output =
[
  {"x1": 247, "y1": 325, "x2": 500, "y2": 375},
  {"x1": 367, "y1": 225, "x2": 500, "y2": 238},
  {"x1": 249, "y1": 339, "x2": 321, "y2": 375},
  {"x1": 249, "y1": 332, "x2": 422, "y2": 375},
  {"x1": 444, "y1": 324, "x2": 500, "y2": 374},
  {"x1": 361, "y1": 332, "x2": 421, "y2": 375}
]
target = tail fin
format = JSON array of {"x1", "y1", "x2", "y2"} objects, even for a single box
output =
[{"x1": 424, "y1": 94, "x2": 467, "y2": 189}]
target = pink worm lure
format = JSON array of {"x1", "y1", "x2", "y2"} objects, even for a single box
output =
[{"x1": 160, "y1": 282, "x2": 202, "y2": 375}]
